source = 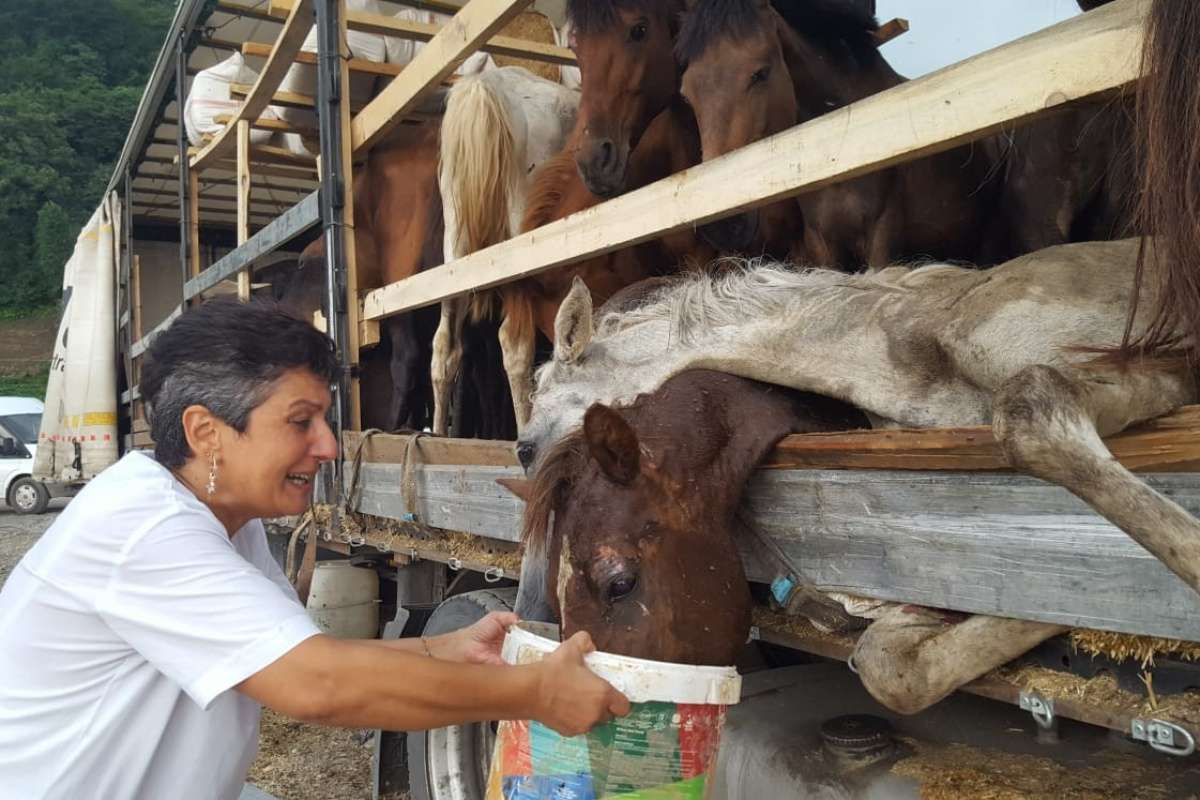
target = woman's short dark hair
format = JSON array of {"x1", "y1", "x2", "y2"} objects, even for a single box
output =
[{"x1": 141, "y1": 299, "x2": 340, "y2": 468}]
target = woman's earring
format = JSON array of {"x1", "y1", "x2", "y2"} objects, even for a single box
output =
[{"x1": 207, "y1": 452, "x2": 218, "y2": 497}]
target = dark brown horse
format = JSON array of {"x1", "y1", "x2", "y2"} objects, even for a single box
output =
[
  {"x1": 504, "y1": 369, "x2": 863, "y2": 665},
  {"x1": 677, "y1": 0, "x2": 998, "y2": 267},
  {"x1": 567, "y1": 0, "x2": 688, "y2": 197}
]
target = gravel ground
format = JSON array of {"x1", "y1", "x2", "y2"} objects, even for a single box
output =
[{"x1": 0, "y1": 504, "x2": 390, "y2": 800}]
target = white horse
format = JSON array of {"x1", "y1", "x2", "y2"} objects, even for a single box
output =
[
  {"x1": 516, "y1": 238, "x2": 1200, "y2": 713},
  {"x1": 430, "y1": 66, "x2": 579, "y2": 435}
]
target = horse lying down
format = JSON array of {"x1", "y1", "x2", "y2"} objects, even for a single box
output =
[{"x1": 509, "y1": 238, "x2": 1200, "y2": 714}]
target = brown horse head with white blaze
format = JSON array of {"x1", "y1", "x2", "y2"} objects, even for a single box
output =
[
  {"x1": 566, "y1": 0, "x2": 687, "y2": 198},
  {"x1": 505, "y1": 369, "x2": 864, "y2": 666}
]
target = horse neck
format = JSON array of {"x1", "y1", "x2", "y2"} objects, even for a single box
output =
[{"x1": 776, "y1": 20, "x2": 903, "y2": 122}]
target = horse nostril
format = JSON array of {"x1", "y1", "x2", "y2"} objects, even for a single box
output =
[
  {"x1": 516, "y1": 442, "x2": 536, "y2": 470},
  {"x1": 597, "y1": 139, "x2": 615, "y2": 170}
]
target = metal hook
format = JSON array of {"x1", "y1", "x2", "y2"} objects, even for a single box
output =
[{"x1": 484, "y1": 566, "x2": 504, "y2": 583}]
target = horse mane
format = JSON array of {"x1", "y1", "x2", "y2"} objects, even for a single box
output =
[
  {"x1": 1119, "y1": 0, "x2": 1200, "y2": 367},
  {"x1": 567, "y1": 0, "x2": 685, "y2": 36},
  {"x1": 676, "y1": 0, "x2": 880, "y2": 66},
  {"x1": 595, "y1": 257, "x2": 962, "y2": 346},
  {"x1": 520, "y1": 151, "x2": 581, "y2": 232},
  {"x1": 521, "y1": 430, "x2": 586, "y2": 551}
]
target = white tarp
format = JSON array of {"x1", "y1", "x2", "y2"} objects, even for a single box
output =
[{"x1": 33, "y1": 193, "x2": 119, "y2": 482}]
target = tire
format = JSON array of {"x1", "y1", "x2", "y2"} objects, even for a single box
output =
[
  {"x1": 407, "y1": 587, "x2": 518, "y2": 800},
  {"x1": 8, "y1": 477, "x2": 50, "y2": 515}
]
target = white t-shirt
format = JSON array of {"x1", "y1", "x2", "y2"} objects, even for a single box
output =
[{"x1": 0, "y1": 452, "x2": 321, "y2": 800}]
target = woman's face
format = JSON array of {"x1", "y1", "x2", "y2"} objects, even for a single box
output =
[{"x1": 216, "y1": 368, "x2": 338, "y2": 520}]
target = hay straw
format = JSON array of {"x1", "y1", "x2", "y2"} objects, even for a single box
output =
[{"x1": 495, "y1": 12, "x2": 560, "y2": 83}]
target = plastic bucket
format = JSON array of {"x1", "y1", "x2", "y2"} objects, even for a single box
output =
[
  {"x1": 305, "y1": 561, "x2": 380, "y2": 638},
  {"x1": 486, "y1": 622, "x2": 742, "y2": 799}
]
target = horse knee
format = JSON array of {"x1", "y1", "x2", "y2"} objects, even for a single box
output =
[
  {"x1": 851, "y1": 607, "x2": 953, "y2": 715},
  {"x1": 993, "y1": 364, "x2": 1099, "y2": 482}
]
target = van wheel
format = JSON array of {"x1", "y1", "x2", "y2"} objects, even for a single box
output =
[
  {"x1": 407, "y1": 587, "x2": 517, "y2": 800},
  {"x1": 8, "y1": 477, "x2": 50, "y2": 515}
]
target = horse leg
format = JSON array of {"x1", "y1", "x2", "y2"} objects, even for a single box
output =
[
  {"x1": 430, "y1": 298, "x2": 466, "y2": 436},
  {"x1": 499, "y1": 291, "x2": 537, "y2": 432},
  {"x1": 852, "y1": 605, "x2": 1066, "y2": 714},
  {"x1": 993, "y1": 364, "x2": 1200, "y2": 594},
  {"x1": 384, "y1": 314, "x2": 421, "y2": 430}
]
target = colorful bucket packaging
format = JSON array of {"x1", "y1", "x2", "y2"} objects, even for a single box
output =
[{"x1": 486, "y1": 623, "x2": 742, "y2": 800}]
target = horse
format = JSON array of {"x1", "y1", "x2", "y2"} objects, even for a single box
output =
[
  {"x1": 567, "y1": 0, "x2": 689, "y2": 197},
  {"x1": 512, "y1": 238, "x2": 1200, "y2": 712},
  {"x1": 501, "y1": 369, "x2": 866, "y2": 666},
  {"x1": 429, "y1": 66, "x2": 580, "y2": 436},
  {"x1": 676, "y1": 0, "x2": 998, "y2": 267}
]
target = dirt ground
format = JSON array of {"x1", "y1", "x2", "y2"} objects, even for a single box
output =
[
  {"x1": 0, "y1": 312, "x2": 57, "y2": 377},
  {"x1": 0, "y1": 505, "x2": 394, "y2": 800}
]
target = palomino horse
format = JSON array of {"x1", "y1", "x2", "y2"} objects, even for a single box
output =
[
  {"x1": 430, "y1": 66, "x2": 580, "y2": 436},
  {"x1": 676, "y1": 0, "x2": 997, "y2": 266},
  {"x1": 516, "y1": 239, "x2": 1200, "y2": 712},
  {"x1": 502, "y1": 369, "x2": 866, "y2": 665}
]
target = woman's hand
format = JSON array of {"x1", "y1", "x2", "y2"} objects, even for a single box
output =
[
  {"x1": 429, "y1": 611, "x2": 519, "y2": 665},
  {"x1": 533, "y1": 631, "x2": 631, "y2": 737}
]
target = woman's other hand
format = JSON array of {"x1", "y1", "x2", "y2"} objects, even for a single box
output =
[
  {"x1": 431, "y1": 611, "x2": 519, "y2": 665},
  {"x1": 533, "y1": 631, "x2": 631, "y2": 737}
]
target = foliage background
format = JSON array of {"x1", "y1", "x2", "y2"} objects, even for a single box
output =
[{"x1": 0, "y1": 0, "x2": 175, "y2": 313}]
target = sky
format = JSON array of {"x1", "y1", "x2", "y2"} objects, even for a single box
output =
[{"x1": 876, "y1": 0, "x2": 1084, "y2": 79}]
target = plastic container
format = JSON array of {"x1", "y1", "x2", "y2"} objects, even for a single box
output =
[
  {"x1": 305, "y1": 561, "x2": 380, "y2": 639},
  {"x1": 486, "y1": 623, "x2": 742, "y2": 799}
]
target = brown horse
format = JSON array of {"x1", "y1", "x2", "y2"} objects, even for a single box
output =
[
  {"x1": 676, "y1": 0, "x2": 997, "y2": 267},
  {"x1": 567, "y1": 0, "x2": 688, "y2": 197},
  {"x1": 504, "y1": 368, "x2": 864, "y2": 665}
]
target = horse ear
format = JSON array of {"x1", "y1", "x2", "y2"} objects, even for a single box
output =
[
  {"x1": 583, "y1": 404, "x2": 641, "y2": 485},
  {"x1": 496, "y1": 476, "x2": 534, "y2": 504},
  {"x1": 554, "y1": 276, "x2": 593, "y2": 363}
]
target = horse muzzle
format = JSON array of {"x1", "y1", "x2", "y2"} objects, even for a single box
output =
[
  {"x1": 576, "y1": 137, "x2": 630, "y2": 199},
  {"x1": 700, "y1": 211, "x2": 761, "y2": 253}
]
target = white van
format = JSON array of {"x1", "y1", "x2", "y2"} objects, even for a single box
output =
[{"x1": 0, "y1": 397, "x2": 51, "y2": 514}]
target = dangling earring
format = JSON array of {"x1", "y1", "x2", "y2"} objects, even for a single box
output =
[{"x1": 207, "y1": 452, "x2": 218, "y2": 497}]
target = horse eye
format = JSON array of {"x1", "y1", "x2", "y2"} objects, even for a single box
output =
[
  {"x1": 629, "y1": 22, "x2": 648, "y2": 42},
  {"x1": 750, "y1": 66, "x2": 770, "y2": 86},
  {"x1": 606, "y1": 574, "x2": 638, "y2": 602}
]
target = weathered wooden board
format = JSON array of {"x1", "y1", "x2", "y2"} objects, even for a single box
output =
[
  {"x1": 349, "y1": 460, "x2": 1200, "y2": 641},
  {"x1": 363, "y1": 0, "x2": 1147, "y2": 319}
]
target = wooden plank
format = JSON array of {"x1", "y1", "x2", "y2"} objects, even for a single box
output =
[
  {"x1": 190, "y1": 0, "x2": 314, "y2": 172},
  {"x1": 130, "y1": 304, "x2": 183, "y2": 360},
  {"x1": 227, "y1": 82, "x2": 367, "y2": 114},
  {"x1": 363, "y1": 0, "x2": 1148, "y2": 319},
  {"x1": 214, "y1": 111, "x2": 314, "y2": 136},
  {"x1": 350, "y1": 460, "x2": 1200, "y2": 642},
  {"x1": 184, "y1": 190, "x2": 322, "y2": 299},
  {"x1": 271, "y1": 0, "x2": 575, "y2": 66},
  {"x1": 192, "y1": 137, "x2": 317, "y2": 169},
  {"x1": 242, "y1": 40, "x2": 406, "y2": 78},
  {"x1": 215, "y1": 0, "x2": 283, "y2": 25},
  {"x1": 139, "y1": 157, "x2": 320, "y2": 184},
  {"x1": 187, "y1": 170, "x2": 201, "y2": 284},
  {"x1": 350, "y1": 0, "x2": 533, "y2": 155},
  {"x1": 766, "y1": 405, "x2": 1200, "y2": 472},
  {"x1": 873, "y1": 17, "x2": 909, "y2": 45},
  {"x1": 343, "y1": 431, "x2": 519, "y2": 466},
  {"x1": 131, "y1": 254, "x2": 143, "y2": 342},
  {"x1": 237, "y1": 120, "x2": 252, "y2": 300}
]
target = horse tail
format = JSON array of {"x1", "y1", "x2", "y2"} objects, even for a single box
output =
[
  {"x1": 1123, "y1": 0, "x2": 1200, "y2": 364},
  {"x1": 439, "y1": 74, "x2": 519, "y2": 322}
]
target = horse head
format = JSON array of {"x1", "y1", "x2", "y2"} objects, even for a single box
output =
[
  {"x1": 566, "y1": 0, "x2": 687, "y2": 198},
  {"x1": 507, "y1": 368, "x2": 862, "y2": 665}
]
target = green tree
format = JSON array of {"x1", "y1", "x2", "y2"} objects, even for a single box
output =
[{"x1": 32, "y1": 202, "x2": 73, "y2": 303}]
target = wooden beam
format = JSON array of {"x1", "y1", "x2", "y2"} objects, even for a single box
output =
[
  {"x1": 873, "y1": 17, "x2": 909, "y2": 46},
  {"x1": 131, "y1": 254, "x2": 143, "y2": 343},
  {"x1": 139, "y1": 156, "x2": 319, "y2": 184},
  {"x1": 343, "y1": 431, "x2": 520, "y2": 467},
  {"x1": 242, "y1": 40, "x2": 406, "y2": 78},
  {"x1": 237, "y1": 120, "x2": 252, "y2": 300},
  {"x1": 190, "y1": 0, "x2": 314, "y2": 172},
  {"x1": 192, "y1": 138, "x2": 317, "y2": 169},
  {"x1": 213, "y1": 112, "x2": 314, "y2": 136},
  {"x1": 215, "y1": 0, "x2": 283, "y2": 25},
  {"x1": 350, "y1": 0, "x2": 533, "y2": 155},
  {"x1": 184, "y1": 191, "x2": 321, "y2": 299},
  {"x1": 271, "y1": 0, "x2": 575, "y2": 66},
  {"x1": 188, "y1": 170, "x2": 201, "y2": 284},
  {"x1": 363, "y1": 0, "x2": 1147, "y2": 319}
]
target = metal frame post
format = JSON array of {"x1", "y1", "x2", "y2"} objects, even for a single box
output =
[
  {"x1": 315, "y1": 0, "x2": 352, "y2": 503},
  {"x1": 175, "y1": 34, "x2": 192, "y2": 300}
]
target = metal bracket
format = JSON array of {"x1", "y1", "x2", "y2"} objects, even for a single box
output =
[
  {"x1": 1018, "y1": 691, "x2": 1056, "y2": 729},
  {"x1": 1131, "y1": 719, "x2": 1196, "y2": 757}
]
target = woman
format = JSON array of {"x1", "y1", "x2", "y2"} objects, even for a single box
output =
[{"x1": 0, "y1": 300, "x2": 628, "y2": 799}]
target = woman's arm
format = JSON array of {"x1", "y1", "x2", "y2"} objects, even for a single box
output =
[{"x1": 237, "y1": 629, "x2": 628, "y2": 736}]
